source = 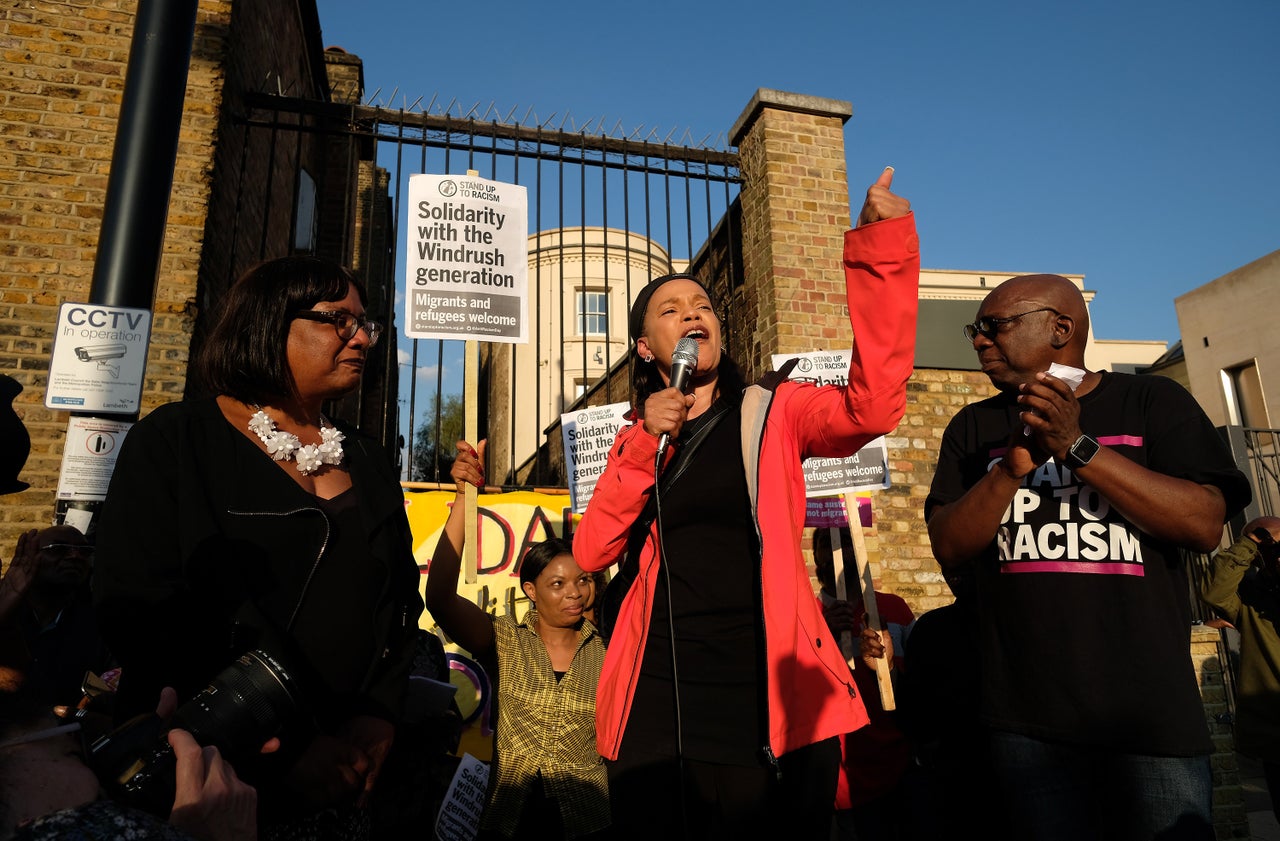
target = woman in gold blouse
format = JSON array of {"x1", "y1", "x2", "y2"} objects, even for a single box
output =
[{"x1": 424, "y1": 441, "x2": 610, "y2": 840}]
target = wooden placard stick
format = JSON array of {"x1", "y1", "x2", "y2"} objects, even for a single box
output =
[
  {"x1": 842, "y1": 493, "x2": 895, "y2": 711},
  {"x1": 461, "y1": 171, "x2": 481, "y2": 585},
  {"x1": 462, "y1": 336, "x2": 479, "y2": 585}
]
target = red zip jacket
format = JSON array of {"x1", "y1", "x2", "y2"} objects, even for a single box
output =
[{"x1": 574, "y1": 213, "x2": 920, "y2": 761}]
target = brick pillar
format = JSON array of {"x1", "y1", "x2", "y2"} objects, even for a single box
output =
[
  {"x1": 729, "y1": 89, "x2": 853, "y2": 381},
  {"x1": 1193, "y1": 625, "x2": 1250, "y2": 838}
]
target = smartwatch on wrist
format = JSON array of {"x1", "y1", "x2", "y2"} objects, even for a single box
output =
[{"x1": 1064, "y1": 434, "x2": 1100, "y2": 470}]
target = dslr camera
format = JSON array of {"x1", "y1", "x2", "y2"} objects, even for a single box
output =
[{"x1": 89, "y1": 629, "x2": 305, "y2": 816}]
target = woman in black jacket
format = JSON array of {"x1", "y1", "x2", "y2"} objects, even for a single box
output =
[{"x1": 94, "y1": 256, "x2": 423, "y2": 840}]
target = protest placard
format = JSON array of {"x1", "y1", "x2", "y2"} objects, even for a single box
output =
[
  {"x1": 771, "y1": 349, "x2": 890, "y2": 495},
  {"x1": 560, "y1": 402, "x2": 629, "y2": 513},
  {"x1": 404, "y1": 173, "x2": 528, "y2": 343},
  {"x1": 434, "y1": 753, "x2": 490, "y2": 841}
]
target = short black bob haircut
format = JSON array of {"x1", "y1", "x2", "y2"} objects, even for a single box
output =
[{"x1": 193, "y1": 256, "x2": 367, "y2": 406}]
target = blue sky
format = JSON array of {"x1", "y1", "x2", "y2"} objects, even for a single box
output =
[{"x1": 315, "y1": 0, "x2": 1277, "y2": 350}]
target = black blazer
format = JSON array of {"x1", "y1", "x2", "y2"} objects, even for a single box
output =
[{"x1": 93, "y1": 397, "x2": 423, "y2": 735}]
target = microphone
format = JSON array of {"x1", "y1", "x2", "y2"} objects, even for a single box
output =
[{"x1": 656, "y1": 336, "x2": 700, "y2": 463}]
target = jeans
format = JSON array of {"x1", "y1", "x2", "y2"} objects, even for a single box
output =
[{"x1": 989, "y1": 730, "x2": 1213, "y2": 841}]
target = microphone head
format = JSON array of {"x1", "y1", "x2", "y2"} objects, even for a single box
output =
[
  {"x1": 667, "y1": 336, "x2": 701, "y2": 393},
  {"x1": 671, "y1": 336, "x2": 700, "y2": 370}
]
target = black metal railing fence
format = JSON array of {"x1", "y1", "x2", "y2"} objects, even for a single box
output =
[{"x1": 228, "y1": 93, "x2": 742, "y2": 486}]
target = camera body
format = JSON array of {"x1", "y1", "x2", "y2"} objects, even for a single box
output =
[{"x1": 90, "y1": 648, "x2": 301, "y2": 817}]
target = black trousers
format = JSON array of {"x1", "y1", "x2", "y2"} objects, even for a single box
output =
[{"x1": 606, "y1": 737, "x2": 839, "y2": 841}]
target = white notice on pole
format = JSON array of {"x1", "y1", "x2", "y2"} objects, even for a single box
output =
[
  {"x1": 46, "y1": 303, "x2": 151, "y2": 413},
  {"x1": 404, "y1": 173, "x2": 528, "y2": 344},
  {"x1": 55, "y1": 416, "x2": 133, "y2": 501}
]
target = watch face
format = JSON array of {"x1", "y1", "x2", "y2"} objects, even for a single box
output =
[{"x1": 1067, "y1": 435, "x2": 1099, "y2": 468}]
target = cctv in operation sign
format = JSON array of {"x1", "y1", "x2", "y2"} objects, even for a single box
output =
[
  {"x1": 46, "y1": 303, "x2": 151, "y2": 414},
  {"x1": 404, "y1": 173, "x2": 529, "y2": 343}
]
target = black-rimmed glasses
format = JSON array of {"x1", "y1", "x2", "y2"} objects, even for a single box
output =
[
  {"x1": 962, "y1": 307, "x2": 1060, "y2": 342},
  {"x1": 39, "y1": 542, "x2": 94, "y2": 558},
  {"x1": 293, "y1": 310, "x2": 383, "y2": 347}
]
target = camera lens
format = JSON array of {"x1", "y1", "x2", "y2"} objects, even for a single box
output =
[
  {"x1": 91, "y1": 648, "x2": 301, "y2": 816},
  {"x1": 174, "y1": 650, "x2": 300, "y2": 753}
]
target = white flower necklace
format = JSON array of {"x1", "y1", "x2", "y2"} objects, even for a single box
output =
[{"x1": 247, "y1": 407, "x2": 345, "y2": 475}]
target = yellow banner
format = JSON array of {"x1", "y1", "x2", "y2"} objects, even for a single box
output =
[{"x1": 404, "y1": 489, "x2": 579, "y2": 759}]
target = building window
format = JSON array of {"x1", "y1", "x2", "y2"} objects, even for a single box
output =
[
  {"x1": 576, "y1": 291, "x2": 608, "y2": 336},
  {"x1": 1222, "y1": 361, "x2": 1269, "y2": 428}
]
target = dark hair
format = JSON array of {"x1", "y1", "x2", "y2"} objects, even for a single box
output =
[
  {"x1": 811, "y1": 525, "x2": 846, "y2": 557},
  {"x1": 810, "y1": 526, "x2": 849, "y2": 591},
  {"x1": 193, "y1": 256, "x2": 367, "y2": 405},
  {"x1": 518, "y1": 537, "x2": 575, "y2": 588}
]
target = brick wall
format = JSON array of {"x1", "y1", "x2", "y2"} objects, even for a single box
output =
[
  {"x1": 0, "y1": 0, "x2": 329, "y2": 551},
  {"x1": 877, "y1": 368, "x2": 1000, "y2": 612},
  {"x1": 1194, "y1": 625, "x2": 1250, "y2": 839},
  {"x1": 0, "y1": 0, "x2": 233, "y2": 550}
]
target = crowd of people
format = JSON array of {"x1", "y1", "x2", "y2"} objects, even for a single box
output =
[{"x1": 0, "y1": 168, "x2": 1272, "y2": 841}]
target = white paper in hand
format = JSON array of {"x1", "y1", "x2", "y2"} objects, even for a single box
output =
[
  {"x1": 1023, "y1": 362, "x2": 1087, "y2": 435},
  {"x1": 1047, "y1": 362, "x2": 1086, "y2": 391}
]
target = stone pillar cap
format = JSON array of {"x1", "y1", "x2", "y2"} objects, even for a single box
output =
[{"x1": 730, "y1": 88, "x2": 853, "y2": 147}]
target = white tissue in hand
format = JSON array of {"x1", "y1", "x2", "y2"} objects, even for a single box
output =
[
  {"x1": 1047, "y1": 362, "x2": 1086, "y2": 392},
  {"x1": 1023, "y1": 363, "x2": 1087, "y2": 435}
]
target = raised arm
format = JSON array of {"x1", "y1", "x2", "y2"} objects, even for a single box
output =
[
  {"x1": 0, "y1": 530, "x2": 39, "y2": 677},
  {"x1": 785, "y1": 167, "x2": 920, "y2": 457},
  {"x1": 422, "y1": 440, "x2": 496, "y2": 658}
]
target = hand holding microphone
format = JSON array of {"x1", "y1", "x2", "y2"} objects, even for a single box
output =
[{"x1": 643, "y1": 337, "x2": 700, "y2": 465}]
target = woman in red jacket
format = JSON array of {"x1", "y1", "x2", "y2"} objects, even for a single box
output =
[{"x1": 572, "y1": 169, "x2": 919, "y2": 840}]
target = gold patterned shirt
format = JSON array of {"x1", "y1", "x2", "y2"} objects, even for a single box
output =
[{"x1": 483, "y1": 607, "x2": 610, "y2": 839}]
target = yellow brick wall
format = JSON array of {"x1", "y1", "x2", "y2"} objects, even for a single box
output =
[
  {"x1": 1193, "y1": 625, "x2": 1250, "y2": 839},
  {"x1": 874, "y1": 368, "x2": 1000, "y2": 611},
  {"x1": 0, "y1": 0, "x2": 325, "y2": 549},
  {"x1": 734, "y1": 102, "x2": 851, "y2": 382},
  {"x1": 0, "y1": 0, "x2": 231, "y2": 550}
]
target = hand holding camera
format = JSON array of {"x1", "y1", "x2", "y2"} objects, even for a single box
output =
[
  {"x1": 168, "y1": 727, "x2": 258, "y2": 841},
  {"x1": 89, "y1": 648, "x2": 300, "y2": 818},
  {"x1": 1248, "y1": 516, "x2": 1280, "y2": 570}
]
